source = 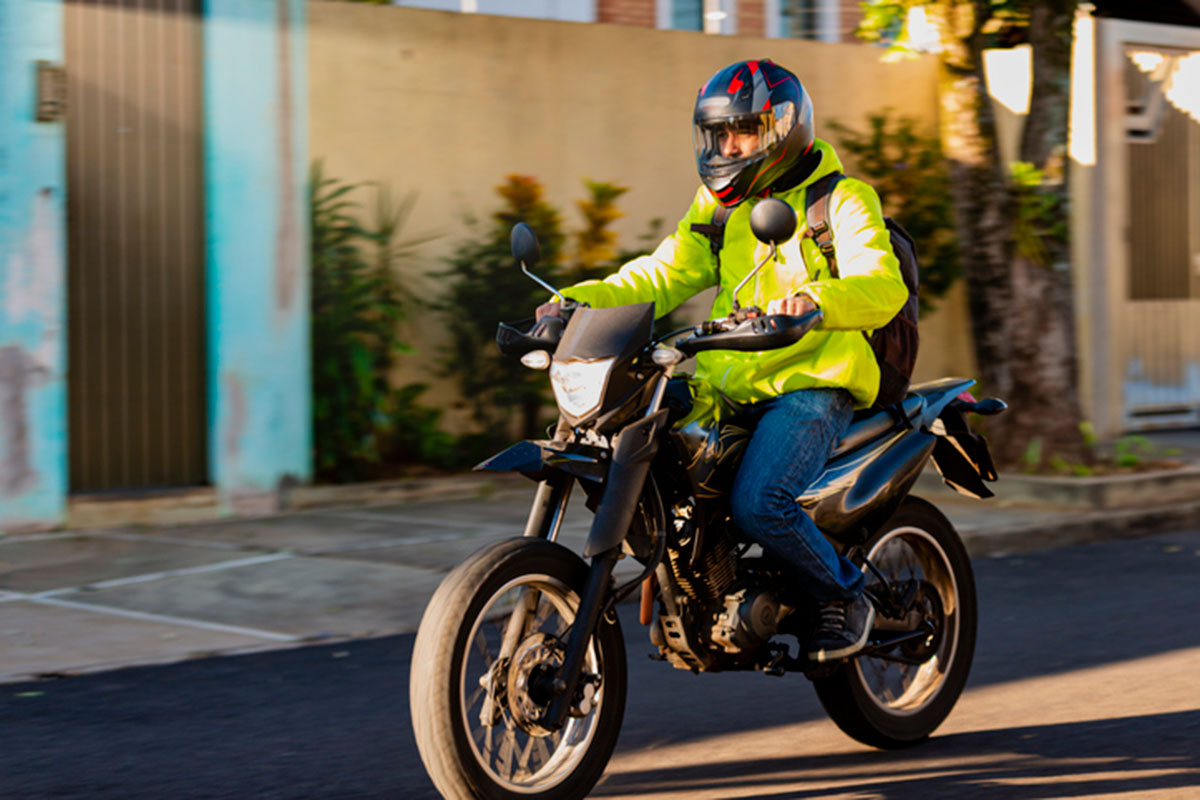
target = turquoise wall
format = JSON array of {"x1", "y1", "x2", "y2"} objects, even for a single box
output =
[
  {"x1": 204, "y1": 0, "x2": 311, "y2": 508},
  {"x1": 0, "y1": 1, "x2": 67, "y2": 532}
]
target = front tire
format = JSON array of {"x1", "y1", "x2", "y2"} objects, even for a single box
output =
[
  {"x1": 813, "y1": 496, "x2": 977, "y2": 749},
  {"x1": 410, "y1": 538, "x2": 627, "y2": 799}
]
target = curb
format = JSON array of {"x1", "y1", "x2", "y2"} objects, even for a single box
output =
[
  {"x1": 282, "y1": 472, "x2": 529, "y2": 510},
  {"x1": 915, "y1": 465, "x2": 1200, "y2": 510},
  {"x1": 960, "y1": 498, "x2": 1200, "y2": 558}
]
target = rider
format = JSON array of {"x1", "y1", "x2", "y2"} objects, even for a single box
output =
[{"x1": 536, "y1": 59, "x2": 908, "y2": 662}]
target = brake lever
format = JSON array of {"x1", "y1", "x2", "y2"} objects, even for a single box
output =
[{"x1": 696, "y1": 305, "x2": 764, "y2": 335}]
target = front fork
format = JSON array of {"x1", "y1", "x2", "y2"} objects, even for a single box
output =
[{"x1": 504, "y1": 374, "x2": 674, "y2": 732}]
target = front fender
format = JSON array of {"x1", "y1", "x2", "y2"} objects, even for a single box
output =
[{"x1": 476, "y1": 439, "x2": 609, "y2": 483}]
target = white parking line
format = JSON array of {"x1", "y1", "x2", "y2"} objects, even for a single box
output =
[
  {"x1": 306, "y1": 530, "x2": 517, "y2": 554},
  {"x1": 0, "y1": 531, "x2": 79, "y2": 545},
  {"x1": 31, "y1": 553, "x2": 295, "y2": 598},
  {"x1": 27, "y1": 595, "x2": 299, "y2": 642}
]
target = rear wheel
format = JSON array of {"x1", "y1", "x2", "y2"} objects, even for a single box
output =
[
  {"x1": 813, "y1": 497, "x2": 977, "y2": 748},
  {"x1": 410, "y1": 538, "x2": 627, "y2": 799}
]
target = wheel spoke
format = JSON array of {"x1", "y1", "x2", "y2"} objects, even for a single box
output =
[
  {"x1": 529, "y1": 596, "x2": 554, "y2": 632},
  {"x1": 466, "y1": 683, "x2": 485, "y2": 711},
  {"x1": 535, "y1": 736, "x2": 552, "y2": 769},
  {"x1": 473, "y1": 630, "x2": 494, "y2": 667},
  {"x1": 517, "y1": 734, "x2": 535, "y2": 772},
  {"x1": 498, "y1": 732, "x2": 515, "y2": 780}
]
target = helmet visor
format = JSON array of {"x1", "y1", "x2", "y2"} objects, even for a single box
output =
[{"x1": 693, "y1": 101, "x2": 798, "y2": 173}]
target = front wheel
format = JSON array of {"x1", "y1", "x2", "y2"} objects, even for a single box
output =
[
  {"x1": 410, "y1": 538, "x2": 627, "y2": 799},
  {"x1": 813, "y1": 496, "x2": 977, "y2": 749}
]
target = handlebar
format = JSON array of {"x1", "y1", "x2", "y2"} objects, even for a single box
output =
[
  {"x1": 498, "y1": 306, "x2": 822, "y2": 361},
  {"x1": 675, "y1": 310, "x2": 823, "y2": 357}
]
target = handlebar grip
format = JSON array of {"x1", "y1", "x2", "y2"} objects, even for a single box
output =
[
  {"x1": 534, "y1": 315, "x2": 564, "y2": 340},
  {"x1": 497, "y1": 317, "x2": 563, "y2": 358}
]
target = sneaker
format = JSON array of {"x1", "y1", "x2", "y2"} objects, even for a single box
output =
[{"x1": 807, "y1": 593, "x2": 876, "y2": 662}]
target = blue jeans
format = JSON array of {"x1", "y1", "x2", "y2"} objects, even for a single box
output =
[{"x1": 729, "y1": 388, "x2": 861, "y2": 602}]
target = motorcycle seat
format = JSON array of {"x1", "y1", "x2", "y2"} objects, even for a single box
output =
[{"x1": 830, "y1": 395, "x2": 924, "y2": 459}]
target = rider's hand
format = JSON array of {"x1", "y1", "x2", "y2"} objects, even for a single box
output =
[
  {"x1": 535, "y1": 302, "x2": 563, "y2": 322},
  {"x1": 766, "y1": 294, "x2": 817, "y2": 316}
]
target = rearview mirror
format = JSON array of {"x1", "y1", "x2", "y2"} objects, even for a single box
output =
[
  {"x1": 749, "y1": 198, "x2": 797, "y2": 246},
  {"x1": 511, "y1": 223, "x2": 541, "y2": 267},
  {"x1": 511, "y1": 223, "x2": 564, "y2": 303}
]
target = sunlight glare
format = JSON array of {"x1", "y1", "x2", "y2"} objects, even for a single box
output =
[
  {"x1": 983, "y1": 45, "x2": 1032, "y2": 115},
  {"x1": 1069, "y1": 9, "x2": 1096, "y2": 166}
]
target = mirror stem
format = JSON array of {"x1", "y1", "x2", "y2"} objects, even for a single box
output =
[
  {"x1": 522, "y1": 261, "x2": 566, "y2": 305},
  {"x1": 730, "y1": 243, "x2": 778, "y2": 312}
]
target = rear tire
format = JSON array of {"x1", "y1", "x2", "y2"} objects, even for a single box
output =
[
  {"x1": 813, "y1": 496, "x2": 977, "y2": 749},
  {"x1": 410, "y1": 537, "x2": 627, "y2": 799}
]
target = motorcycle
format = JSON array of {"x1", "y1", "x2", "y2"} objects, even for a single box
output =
[{"x1": 410, "y1": 199, "x2": 1005, "y2": 799}]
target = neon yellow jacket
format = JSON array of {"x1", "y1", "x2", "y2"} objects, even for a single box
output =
[{"x1": 560, "y1": 139, "x2": 907, "y2": 410}]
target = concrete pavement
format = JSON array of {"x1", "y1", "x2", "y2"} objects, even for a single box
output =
[{"x1": 3, "y1": 440, "x2": 1200, "y2": 684}]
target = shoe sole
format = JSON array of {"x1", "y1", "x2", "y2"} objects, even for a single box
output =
[{"x1": 807, "y1": 605, "x2": 876, "y2": 663}]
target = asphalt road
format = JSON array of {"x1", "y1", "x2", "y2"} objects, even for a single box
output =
[{"x1": 4, "y1": 528, "x2": 1199, "y2": 799}]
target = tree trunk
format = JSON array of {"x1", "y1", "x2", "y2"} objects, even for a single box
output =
[
  {"x1": 1002, "y1": 0, "x2": 1090, "y2": 467},
  {"x1": 933, "y1": 0, "x2": 1088, "y2": 468}
]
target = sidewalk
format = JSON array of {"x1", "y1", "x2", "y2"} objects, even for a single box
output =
[{"x1": 2, "y1": 433, "x2": 1199, "y2": 684}]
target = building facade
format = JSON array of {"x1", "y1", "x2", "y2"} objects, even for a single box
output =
[
  {"x1": 391, "y1": 0, "x2": 862, "y2": 39},
  {"x1": 0, "y1": 0, "x2": 310, "y2": 533}
]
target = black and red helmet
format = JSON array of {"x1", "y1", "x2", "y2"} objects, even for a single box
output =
[{"x1": 693, "y1": 60, "x2": 816, "y2": 206}]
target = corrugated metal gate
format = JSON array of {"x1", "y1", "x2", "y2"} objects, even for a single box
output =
[
  {"x1": 65, "y1": 0, "x2": 207, "y2": 492},
  {"x1": 1122, "y1": 45, "x2": 1200, "y2": 428}
]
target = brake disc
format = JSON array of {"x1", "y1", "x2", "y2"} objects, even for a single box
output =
[{"x1": 506, "y1": 633, "x2": 564, "y2": 738}]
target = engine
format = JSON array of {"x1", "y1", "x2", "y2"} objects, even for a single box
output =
[
  {"x1": 652, "y1": 505, "x2": 785, "y2": 670},
  {"x1": 709, "y1": 587, "x2": 782, "y2": 654}
]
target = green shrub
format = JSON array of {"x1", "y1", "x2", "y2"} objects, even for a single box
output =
[
  {"x1": 310, "y1": 161, "x2": 436, "y2": 481},
  {"x1": 435, "y1": 175, "x2": 567, "y2": 447}
]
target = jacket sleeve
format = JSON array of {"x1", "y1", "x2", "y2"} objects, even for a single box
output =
[
  {"x1": 798, "y1": 178, "x2": 909, "y2": 332},
  {"x1": 560, "y1": 189, "x2": 718, "y2": 317}
]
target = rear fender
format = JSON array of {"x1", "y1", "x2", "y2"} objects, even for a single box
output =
[{"x1": 910, "y1": 378, "x2": 999, "y2": 499}]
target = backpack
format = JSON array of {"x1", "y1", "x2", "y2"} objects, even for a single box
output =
[{"x1": 690, "y1": 173, "x2": 920, "y2": 408}]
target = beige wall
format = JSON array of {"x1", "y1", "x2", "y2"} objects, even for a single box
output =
[{"x1": 309, "y1": 2, "x2": 974, "y2": 427}]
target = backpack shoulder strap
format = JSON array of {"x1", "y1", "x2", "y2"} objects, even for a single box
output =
[
  {"x1": 804, "y1": 172, "x2": 844, "y2": 278},
  {"x1": 689, "y1": 202, "x2": 734, "y2": 286}
]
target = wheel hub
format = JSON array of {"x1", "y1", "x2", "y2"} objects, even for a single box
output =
[
  {"x1": 899, "y1": 581, "x2": 944, "y2": 662},
  {"x1": 507, "y1": 633, "x2": 564, "y2": 738}
]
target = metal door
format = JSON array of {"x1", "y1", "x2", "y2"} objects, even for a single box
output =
[
  {"x1": 1122, "y1": 45, "x2": 1200, "y2": 429},
  {"x1": 65, "y1": 0, "x2": 207, "y2": 491}
]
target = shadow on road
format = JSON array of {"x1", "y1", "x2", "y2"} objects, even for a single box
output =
[{"x1": 595, "y1": 709, "x2": 1200, "y2": 798}]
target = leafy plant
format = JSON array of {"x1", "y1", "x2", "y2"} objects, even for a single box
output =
[
  {"x1": 310, "y1": 161, "x2": 433, "y2": 481},
  {"x1": 436, "y1": 175, "x2": 671, "y2": 447},
  {"x1": 1020, "y1": 437, "x2": 1043, "y2": 473},
  {"x1": 1010, "y1": 160, "x2": 1070, "y2": 269},
  {"x1": 572, "y1": 180, "x2": 629, "y2": 279},
  {"x1": 827, "y1": 111, "x2": 961, "y2": 310}
]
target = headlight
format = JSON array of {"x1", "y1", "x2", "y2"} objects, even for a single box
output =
[{"x1": 550, "y1": 357, "x2": 616, "y2": 421}]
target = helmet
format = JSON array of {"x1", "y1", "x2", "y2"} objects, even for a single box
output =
[{"x1": 693, "y1": 60, "x2": 816, "y2": 206}]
